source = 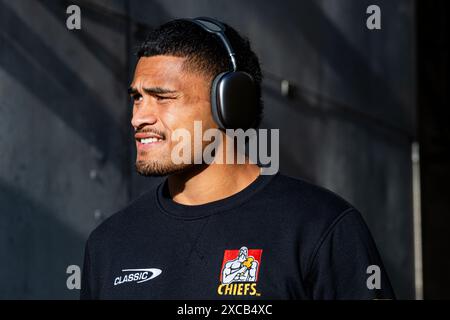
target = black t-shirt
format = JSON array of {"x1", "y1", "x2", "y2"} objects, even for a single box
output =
[{"x1": 80, "y1": 173, "x2": 395, "y2": 299}]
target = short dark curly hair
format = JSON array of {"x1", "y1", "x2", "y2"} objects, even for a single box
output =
[{"x1": 137, "y1": 18, "x2": 263, "y2": 128}]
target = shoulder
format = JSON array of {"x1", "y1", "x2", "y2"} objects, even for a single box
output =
[
  {"x1": 262, "y1": 173, "x2": 365, "y2": 258},
  {"x1": 267, "y1": 173, "x2": 354, "y2": 221}
]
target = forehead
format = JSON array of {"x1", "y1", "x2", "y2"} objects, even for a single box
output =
[{"x1": 132, "y1": 55, "x2": 185, "y2": 87}]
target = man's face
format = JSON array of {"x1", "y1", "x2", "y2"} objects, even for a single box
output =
[{"x1": 130, "y1": 55, "x2": 217, "y2": 176}]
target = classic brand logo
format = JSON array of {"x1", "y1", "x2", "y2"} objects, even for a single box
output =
[
  {"x1": 113, "y1": 268, "x2": 162, "y2": 286},
  {"x1": 217, "y1": 246, "x2": 263, "y2": 296}
]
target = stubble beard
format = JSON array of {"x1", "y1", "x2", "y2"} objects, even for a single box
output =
[{"x1": 135, "y1": 152, "x2": 194, "y2": 177}]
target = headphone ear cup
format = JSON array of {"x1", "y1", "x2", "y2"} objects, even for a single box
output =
[
  {"x1": 210, "y1": 72, "x2": 229, "y2": 129},
  {"x1": 211, "y1": 71, "x2": 258, "y2": 130}
]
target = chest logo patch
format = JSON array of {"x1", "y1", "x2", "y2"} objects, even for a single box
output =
[{"x1": 217, "y1": 246, "x2": 262, "y2": 296}]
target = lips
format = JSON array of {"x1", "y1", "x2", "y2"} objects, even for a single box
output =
[
  {"x1": 135, "y1": 131, "x2": 165, "y2": 149},
  {"x1": 135, "y1": 132, "x2": 164, "y2": 142}
]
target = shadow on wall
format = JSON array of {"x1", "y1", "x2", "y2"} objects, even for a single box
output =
[
  {"x1": 39, "y1": 0, "x2": 128, "y2": 83},
  {"x1": 0, "y1": 0, "x2": 168, "y2": 299},
  {"x1": 252, "y1": 0, "x2": 408, "y2": 132},
  {"x1": 0, "y1": 2, "x2": 126, "y2": 173},
  {"x1": 0, "y1": 179, "x2": 84, "y2": 299}
]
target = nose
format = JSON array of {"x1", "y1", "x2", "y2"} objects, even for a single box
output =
[{"x1": 131, "y1": 103, "x2": 158, "y2": 130}]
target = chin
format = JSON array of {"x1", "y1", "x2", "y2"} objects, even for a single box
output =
[{"x1": 135, "y1": 161, "x2": 193, "y2": 177}]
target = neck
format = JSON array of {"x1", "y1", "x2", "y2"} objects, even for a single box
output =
[{"x1": 168, "y1": 162, "x2": 261, "y2": 205}]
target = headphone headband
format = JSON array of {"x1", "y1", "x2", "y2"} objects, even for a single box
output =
[
  {"x1": 181, "y1": 17, "x2": 237, "y2": 71},
  {"x1": 177, "y1": 17, "x2": 258, "y2": 130}
]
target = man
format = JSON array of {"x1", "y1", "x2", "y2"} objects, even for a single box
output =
[{"x1": 81, "y1": 17, "x2": 395, "y2": 299}]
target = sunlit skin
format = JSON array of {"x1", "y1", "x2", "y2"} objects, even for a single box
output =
[{"x1": 130, "y1": 55, "x2": 260, "y2": 205}]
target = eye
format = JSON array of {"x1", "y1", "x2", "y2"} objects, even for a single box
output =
[
  {"x1": 131, "y1": 94, "x2": 143, "y2": 103},
  {"x1": 155, "y1": 95, "x2": 176, "y2": 102}
]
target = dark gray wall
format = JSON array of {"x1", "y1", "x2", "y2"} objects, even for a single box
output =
[
  {"x1": 0, "y1": 0, "x2": 416, "y2": 299},
  {"x1": 0, "y1": 0, "x2": 130, "y2": 299}
]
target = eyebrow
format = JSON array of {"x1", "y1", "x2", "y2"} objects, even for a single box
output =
[{"x1": 127, "y1": 86, "x2": 178, "y2": 95}]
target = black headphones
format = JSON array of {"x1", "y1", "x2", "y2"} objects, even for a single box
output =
[{"x1": 181, "y1": 17, "x2": 259, "y2": 130}]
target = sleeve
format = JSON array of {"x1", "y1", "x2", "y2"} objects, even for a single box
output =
[
  {"x1": 305, "y1": 209, "x2": 396, "y2": 300},
  {"x1": 80, "y1": 240, "x2": 94, "y2": 300}
]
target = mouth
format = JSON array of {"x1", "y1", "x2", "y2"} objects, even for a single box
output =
[
  {"x1": 135, "y1": 132, "x2": 165, "y2": 149},
  {"x1": 137, "y1": 137, "x2": 164, "y2": 144}
]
